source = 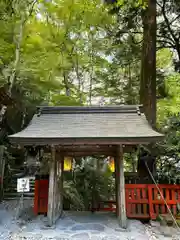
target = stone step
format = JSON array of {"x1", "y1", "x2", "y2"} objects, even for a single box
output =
[
  {"x1": 3, "y1": 197, "x2": 34, "y2": 201},
  {"x1": 4, "y1": 192, "x2": 34, "y2": 196}
]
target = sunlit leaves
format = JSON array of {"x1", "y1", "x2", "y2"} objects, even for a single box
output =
[
  {"x1": 158, "y1": 73, "x2": 180, "y2": 124},
  {"x1": 157, "y1": 49, "x2": 173, "y2": 69}
]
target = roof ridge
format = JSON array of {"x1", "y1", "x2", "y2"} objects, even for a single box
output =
[{"x1": 37, "y1": 105, "x2": 143, "y2": 115}]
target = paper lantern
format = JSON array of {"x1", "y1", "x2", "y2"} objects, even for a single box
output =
[
  {"x1": 108, "y1": 157, "x2": 115, "y2": 172},
  {"x1": 64, "y1": 157, "x2": 72, "y2": 171}
]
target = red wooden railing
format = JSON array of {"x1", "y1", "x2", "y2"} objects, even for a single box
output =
[
  {"x1": 125, "y1": 184, "x2": 150, "y2": 219},
  {"x1": 148, "y1": 184, "x2": 180, "y2": 219},
  {"x1": 34, "y1": 182, "x2": 180, "y2": 219},
  {"x1": 97, "y1": 184, "x2": 180, "y2": 219}
]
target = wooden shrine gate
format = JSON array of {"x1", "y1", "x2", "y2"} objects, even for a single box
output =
[{"x1": 34, "y1": 181, "x2": 180, "y2": 220}]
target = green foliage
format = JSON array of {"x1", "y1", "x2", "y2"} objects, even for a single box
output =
[
  {"x1": 157, "y1": 49, "x2": 172, "y2": 69},
  {"x1": 50, "y1": 94, "x2": 83, "y2": 106},
  {"x1": 157, "y1": 114, "x2": 180, "y2": 183},
  {"x1": 158, "y1": 73, "x2": 180, "y2": 124},
  {"x1": 63, "y1": 157, "x2": 115, "y2": 210},
  {"x1": 63, "y1": 180, "x2": 85, "y2": 210},
  {"x1": 117, "y1": 0, "x2": 147, "y2": 8}
]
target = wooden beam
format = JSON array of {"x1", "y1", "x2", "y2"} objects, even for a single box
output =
[
  {"x1": 58, "y1": 145, "x2": 116, "y2": 152},
  {"x1": 59, "y1": 144, "x2": 115, "y2": 149},
  {"x1": 116, "y1": 145, "x2": 127, "y2": 228},
  {"x1": 43, "y1": 145, "x2": 135, "y2": 155},
  {"x1": 58, "y1": 145, "x2": 134, "y2": 150},
  {"x1": 16, "y1": 137, "x2": 158, "y2": 146},
  {"x1": 47, "y1": 145, "x2": 56, "y2": 226},
  {"x1": 58, "y1": 145, "x2": 134, "y2": 153},
  {"x1": 60, "y1": 151, "x2": 116, "y2": 157},
  {"x1": 57, "y1": 145, "x2": 118, "y2": 157}
]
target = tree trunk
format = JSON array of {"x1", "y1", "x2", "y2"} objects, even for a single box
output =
[
  {"x1": 137, "y1": 154, "x2": 156, "y2": 183},
  {"x1": 131, "y1": 153, "x2": 136, "y2": 172},
  {"x1": 138, "y1": 0, "x2": 157, "y2": 180},
  {"x1": 140, "y1": 0, "x2": 157, "y2": 128},
  {"x1": 126, "y1": 63, "x2": 134, "y2": 105},
  {"x1": 75, "y1": 56, "x2": 83, "y2": 104},
  {"x1": 89, "y1": 31, "x2": 94, "y2": 106},
  {"x1": 63, "y1": 72, "x2": 71, "y2": 97},
  {"x1": 9, "y1": 18, "x2": 24, "y2": 94}
]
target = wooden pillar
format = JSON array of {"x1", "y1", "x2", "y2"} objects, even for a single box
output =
[
  {"x1": 115, "y1": 155, "x2": 119, "y2": 217},
  {"x1": 47, "y1": 148, "x2": 64, "y2": 226},
  {"x1": 116, "y1": 145, "x2": 127, "y2": 228},
  {"x1": 0, "y1": 145, "x2": 5, "y2": 199},
  {"x1": 58, "y1": 156, "x2": 64, "y2": 216},
  {"x1": 47, "y1": 145, "x2": 56, "y2": 226}
]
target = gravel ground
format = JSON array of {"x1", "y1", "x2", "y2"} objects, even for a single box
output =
[{"x1": 0, "y1": 200, "x2": 180, "y2": 240}]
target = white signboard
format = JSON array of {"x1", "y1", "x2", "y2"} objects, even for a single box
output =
[{"x1": 17, "y1": 178, "x2": 30, "y2": 193}]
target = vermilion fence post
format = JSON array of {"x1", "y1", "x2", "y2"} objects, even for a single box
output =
[
  {"x1": 34, "y1": 179, "x2": 39, "y2": 215},
  {"x1": 148, "y1": 185, "x2": 154, "y2": 220}
]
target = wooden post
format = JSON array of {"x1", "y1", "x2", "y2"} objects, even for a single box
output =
[
  {"x1": 114, "y1": 155, "x2": 119, "y2": 217},
  {"x1": 0, "y1": 145, "x2": 5, "y2": 200},
  {"x1": 117, "y1": 145, "x2": 127, "y2": 228},
  {"x1": 58, "y1": 156, "x2": 64, "y2": 216},
  {"x1": 48, "y1": 148, "x2": 64, "y2": 226},
  {"x1": 47, "y1": 145, "x2": 56, "y2": 226}
]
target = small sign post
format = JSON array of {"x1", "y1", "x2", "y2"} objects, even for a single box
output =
[
  {"x1": 17, "y1": 178, "x2": 30, "y2": 193},
  {"x1": 16, "y1": 177, "x2": 30, "y2": 220}
]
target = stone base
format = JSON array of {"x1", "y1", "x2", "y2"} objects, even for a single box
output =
[{"x1": 159, "y1": 214, "x2": 174, "y2": 226}]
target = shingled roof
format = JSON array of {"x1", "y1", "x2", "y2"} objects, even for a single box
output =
[{"x1": 9, "y1": 105, "x2": 164, "y2": 145}]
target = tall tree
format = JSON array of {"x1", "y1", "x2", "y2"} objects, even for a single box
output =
[{"x1": 140, "y1": 0, "x2": 157, "y2": 127}]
